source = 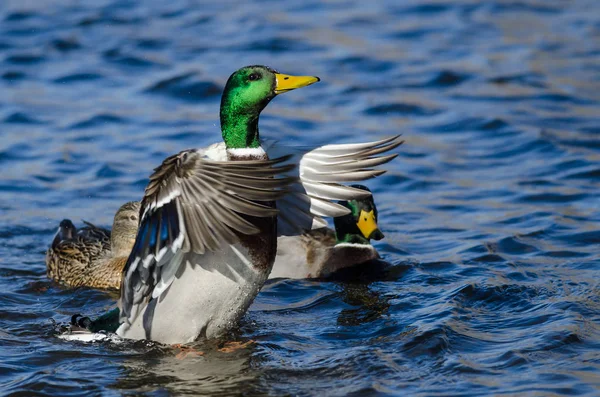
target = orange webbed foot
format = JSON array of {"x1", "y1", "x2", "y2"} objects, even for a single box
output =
[
  {"x1": 217, "y1": 340, "x2": 255, "y2": 353},
  {"x1": 172, "y1": 343, "x2": 204, "y2": 359}
]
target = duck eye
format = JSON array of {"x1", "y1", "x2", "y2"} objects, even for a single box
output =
[
  {"x1": 248, "y1": 73, "x2": 261, "y2": 81},
  {"x1": 130, "y1": 216, "x2": 137, "y2": 221}
]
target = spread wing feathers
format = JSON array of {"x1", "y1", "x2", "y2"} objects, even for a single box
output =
[
  {"x1": 263, "y1": 135, "x2": 403, "y2": 236},
  {"x1": 120, "y1": 149, "x2": 294, "y2": 322}
]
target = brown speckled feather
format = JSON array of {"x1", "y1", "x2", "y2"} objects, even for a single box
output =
[
  {"x1": 46, "y1": 226, "x2": 111, "y2": 287},
  {"x1": 83, "y1": 256, "x2": 128, "y2": 289},
  {"x1": 46, "y1": 201, "x2": 140, "y2": 290}
]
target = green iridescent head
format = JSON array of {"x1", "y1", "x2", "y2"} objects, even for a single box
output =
[
  {"x1": 334, "y1": 185, "x2": 384, "y2": 245},
  {"x1": 220, "y1": 65, "x2": 320, "y2": 149}
]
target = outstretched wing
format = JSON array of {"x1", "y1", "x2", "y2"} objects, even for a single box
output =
[
  {"x1": 120, "y1": 148, "x2": 293, "y2": 323},
  {"x1": 263, "y1": 135, "x2": 403, "y2": 236}
]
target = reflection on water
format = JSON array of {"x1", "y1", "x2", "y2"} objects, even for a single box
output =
[
  {"x1": 1, "y1": 0, "x2": 600, "y2": 395},
  {"x1": 113, "y1": 341, "x2": 259, "y2": 395},
  {"x1": 337, "y1": 283, "x2": 392, "y2": 327}
]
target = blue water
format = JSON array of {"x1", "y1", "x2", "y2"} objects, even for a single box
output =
[{"x1": 1, "y1": 0, "x2": 600, "y2": 395}]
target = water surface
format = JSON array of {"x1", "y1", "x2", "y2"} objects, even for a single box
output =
[{"x1": 1, "y1": 0, "x2": 599, "y2": 395}]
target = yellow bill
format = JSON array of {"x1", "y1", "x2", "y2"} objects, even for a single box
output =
[
  {"x1": 274, "y1": 73, "x2": 320, "y2": 94},
  {"x1": 357, "y1": 209, "x2": 383, "y2": 240}
]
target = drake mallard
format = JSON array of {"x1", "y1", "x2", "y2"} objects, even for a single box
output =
[
  {"x1": 270, "y1": 184, "x2": 385, "y2": 279},
  {"x1": 72, "y1": 65, "x2": 402, "y2": 344},
  {"x1": 46, "y1": 201, "x2": 140, "y2": 289}
]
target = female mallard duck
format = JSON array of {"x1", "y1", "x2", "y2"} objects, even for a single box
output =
[
  {"x1": 270, "y1": 184, "x2": 385, "y2": 279},
  {"x1": 72, "y1": 65, "x2": 402, "y2": 344},
  {"x1": 46, "y1": 201, "x2": 140, "y2": 289}
]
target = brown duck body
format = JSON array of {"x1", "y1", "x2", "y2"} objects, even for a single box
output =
[
  {"x1": 46, "y1": 223, "x2": 113, "y2": 288},
  {"x1": 45, "y1": 202, "x2": 140, "y2": 289},
  {"x1": 270, "y1": 228, "x2": 380, "y2": 279}
]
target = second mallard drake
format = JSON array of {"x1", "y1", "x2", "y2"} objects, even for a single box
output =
[
  {"x1": 46, "y1": 201, "x2": 140, "y2": 289},
  {"x1": 270, "y1": 184, "x2": 384, "y2": 279}
]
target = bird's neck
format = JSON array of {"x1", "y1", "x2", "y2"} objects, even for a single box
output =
[
  {"x1": 221, "y1": 113, "x2": 261, "y2": 149},
  {"x1": 111, "y1": 233, "x2": 136, "y2": 257},
  {"x1": 335, "y1": 231, "x2": 370, "y2": 245}
]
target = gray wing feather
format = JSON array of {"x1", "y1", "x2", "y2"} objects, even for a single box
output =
[
  {"x1": 263, "y1": 135, "x2": 403, "y2": 236},
  {"x1": 120, "y1": 149, "x2": 293, "y2": 323}
]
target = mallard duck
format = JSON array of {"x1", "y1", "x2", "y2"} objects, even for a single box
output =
[
  {"x1": 59, "y1": 187, "x2": 384, "y2": 287},
  {"x1": 270, "y1": 184, "x2": 385, "y2": 279},
  {"x1": 71, "y1": 65, "x2": 402, "y2": 344},
  {"x1": 46, "y1": 201, "x2": 140, "y2": 289}
]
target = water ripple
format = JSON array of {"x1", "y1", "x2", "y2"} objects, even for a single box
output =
[
  {"x1": 0, "y1": 0, "x2": 599, "y2": 395},
  {"x1": 145, "y1": 72, "x2": 221, "y2": 101}
]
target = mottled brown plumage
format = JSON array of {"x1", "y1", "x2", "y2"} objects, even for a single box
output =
[{"x1": 45, "y1": 201, "x2": 140, "y2": 289}]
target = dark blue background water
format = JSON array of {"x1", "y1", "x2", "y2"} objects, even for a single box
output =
[{"x1": 1, "y1": 0, "x2": 599, "y2": 395}]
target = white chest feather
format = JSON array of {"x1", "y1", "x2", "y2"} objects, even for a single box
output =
[
  {"x1": 270, "y1": 236, "x2": 314, "y2": 279},
  {"x1": 226, "y1": 147, "x2": 267, "y2": 159},
  {"x1": 202, "y1": 143, "x2": 267, "y2": 161},
  {"x1": 117, "y1": 243, "x2": 266, "y2": 344}
]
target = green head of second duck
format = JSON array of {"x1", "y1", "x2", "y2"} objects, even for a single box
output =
[
  {"x1": 334, "y1": 184, "x2": 385, "y2": 245},
  {"x1": 220, "y1": 65, "x2": 320, "y2": 149}
]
